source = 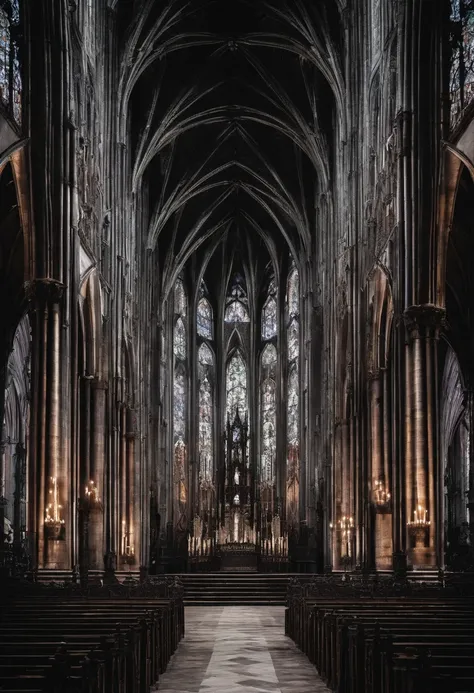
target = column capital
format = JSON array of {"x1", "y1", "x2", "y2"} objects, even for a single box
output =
[
  {"x1": 403, "y1": 304, "x2": 446, "y2": 339},
  {"x1": 25, "y1": 279, "x2": 65, "y2": 307}
]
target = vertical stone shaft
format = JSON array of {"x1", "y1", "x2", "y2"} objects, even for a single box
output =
[
  {"x1": 404, "y1": 305, "x2": 445, "y2": 566},
  {"x1": 89, "y1": 379, "x2": 107, "y2": 571}
]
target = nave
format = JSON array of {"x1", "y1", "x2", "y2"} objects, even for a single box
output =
[{"x1": 156, "y1": 606, "x2": 329, "y2": 693}]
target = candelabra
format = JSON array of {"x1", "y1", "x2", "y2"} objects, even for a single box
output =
[
  {"x1": 373, "y1": 479, "x2": 391, "y2": 513},
  {"x1": 44, "y1": 477, "x2": 65, "y2": 540},
  {"x1": 121, "y1": 520, "x2": 135, "y2": 564},
  {"x1": 330, "y1": 515, "x2": 355, "y2": 558},
  {"x1": 83, "y1": 480, "x2": 102, "y2": 511},
  {"x1": 407, "y1": 504, "x2": 430, "y2": 543}
]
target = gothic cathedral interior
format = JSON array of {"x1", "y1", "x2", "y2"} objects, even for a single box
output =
[{"x1": 1, "y1": 0, "x2": 474, "y2": 584}]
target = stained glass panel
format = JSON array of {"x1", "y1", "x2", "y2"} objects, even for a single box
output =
[
  {"x1": 225, "y1": 300, "x2": 250, "y2": 323},
  {"x1": 198, "y1": 342, "x2": 214, "y2": 366},
  {"x1": 450, "y1": 0, "x2": 474, "y2": 126},
  {"x1": 197, "y1": 298, "x2": 213, "y2": 338},
  {"x1": 199, "y1": 374, "x2": 213, "y2": 483},
  {"x1": 287, "y1": 365, "x2": 299, "y2": 446},
  {"x1": 173, "y1": 367, "x2": 186, "y2": 442},
  {"x1": 174, "y1": 279, "x2": 187, "y2": 316},
  {"x1": 287, "y1": 318, "x2": 299, "y2": 362},
  {"x1": 261, "y1": 343, "x2": 277, "y2": 368},
  {"x1": 0, "y1": 3, "x2": 21, "y2": 126},
  {"x1": 287, "y1": 269, "x2": 299, "y2": 317},
  {"x1": 173, "y1": 317, "x2": 187, "y2": 360},
  {"x1": 262, "y1": 297, "x2": 277, "y2": 339},
  {"x1": 226, "y1": 351, "x2": 248, "y2": 421},
  {"x1": 261, "y1": 378, "x2": 276, "y2": 483}
]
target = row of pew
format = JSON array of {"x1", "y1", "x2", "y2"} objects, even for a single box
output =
[
  {"x1": 0, "y1": 577, "x2": 184, "y2": 693},
  {"x1": 286, "y1": 577, "x2": 474, "y2": 693}
]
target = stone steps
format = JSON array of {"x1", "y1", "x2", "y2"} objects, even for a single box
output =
[{"x1": 173, "y1": 572, "x2": 294, "y2": 605}]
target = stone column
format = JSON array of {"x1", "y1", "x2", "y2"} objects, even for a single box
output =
[
  {"x1": 403, "y1": 305, "x2": 445, "y2": 568},
  {"x1": 126, "y1": 407, "x2": 137, "y2": 565},
  {"x1": 27, "y1": 279, "x2": 68, "y2": 570},
  {"x1": 89, "y1": 378, "x2": 107, "y2": 572},
  {"x1": 369, "y1": 369, "x2": 393, "y2": 570}
]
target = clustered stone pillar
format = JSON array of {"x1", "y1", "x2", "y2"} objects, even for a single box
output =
[
  {"x1": 28, "y1": 279, "x2": 68, "y2": 571},
  {"x1": 89, "y1": 379, "x2": 107, "y2": 571},
  {"x1": 369, "y1": 369, "x2": 393, "y2": 570},
  {"x1": 403, "y1": 305, "x2": 445, "y2": 568}
]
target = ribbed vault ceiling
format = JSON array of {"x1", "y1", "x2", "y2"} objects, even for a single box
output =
[{"x1": 118, "y1": 0, "x2": 344, "y2": 295}]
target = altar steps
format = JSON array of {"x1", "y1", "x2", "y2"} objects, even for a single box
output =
[{"x1": 175, "y1": 572, "x2": 293, "y2": 605}]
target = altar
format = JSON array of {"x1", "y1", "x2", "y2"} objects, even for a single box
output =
[{"x1": 218, "y1": 542, "x2": 258, "y2": 571}]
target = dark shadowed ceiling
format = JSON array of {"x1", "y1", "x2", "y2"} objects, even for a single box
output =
[{"x1": 118, "y1": 0, "x2": 344, "y2": 297}]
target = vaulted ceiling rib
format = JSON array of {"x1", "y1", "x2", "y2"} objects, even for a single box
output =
[{"x1": 118, "y1": 0, "x2": 343, "y2": 292}]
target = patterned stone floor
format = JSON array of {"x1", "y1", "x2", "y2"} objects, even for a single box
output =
[{"x1": 155, "y1": 606, "x2": 330, "y2": 693}]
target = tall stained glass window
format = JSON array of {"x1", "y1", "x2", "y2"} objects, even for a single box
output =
[
  {"x1": 286, "y1": 268, "x2": 300, "y2": 527},
  {"x1": 173, "y1": 280, "x2": 188, "y2": 515},
  {"x1": 261, "y1": 344, "x2": 277, "y2": 483},
  {"x1": 450, "y1": 0, "x2": 474, "y2": 126},
  {"x1": 197, "y1": 298, "x2": 213, "y2": 338},
  {"x1": 226, "y1": 351, "x2": 248, "y2": 421},
  {"x1": 0, "y1": 1, "x2": 22, "y2": 125},
  {"x1": 198, "y1": 344, "x2": 214, "y2": 483},
  {"x1": 262, "y1": 296, "x2": 277, "y2": 339}
]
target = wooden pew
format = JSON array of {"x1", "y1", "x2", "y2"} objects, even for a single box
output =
[
  {"x1": 286, "y1": 577, "x2": 474, "y2": 693},
  {"x1": 0, "y1": 576, "x2": 184, "y2": 693}
]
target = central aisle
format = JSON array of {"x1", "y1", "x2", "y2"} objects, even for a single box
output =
[{"x1": 156, "y1": 606, "x2": 329, "y2": 693}]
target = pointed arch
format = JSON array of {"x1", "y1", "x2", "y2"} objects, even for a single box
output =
[
  {"x1": 224, "y1": 300, "x2": 250, "y2": 323},
  {"x1": 198, "y1": 341, "x2": 214, "y2": 366},
  {"x1": 79, "y1": 269, "x2": 103, "y2": 377}
]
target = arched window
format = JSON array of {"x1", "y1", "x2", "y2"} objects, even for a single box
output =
[
  {"x1": 286, "y1": 267, "x2": 300, "y2": 527},
  {"x1": 262, "y1": 296, "x2": 277, "y2": 339},
  {"x1": 225, "y1": 300, "x2": 250, "y2": 323},
  {"x1": 261, "y1": 378, "x2": 276, "y2": 483},
  {"x1": 198, "y1": 344, "x2": 214, "y2": 484},
  {"x1": 226, "y1": 351, "x2": 248, "y2": 421},
  {"x1": 197, "y1": 298, "x2": 213, "y2": 338}
]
